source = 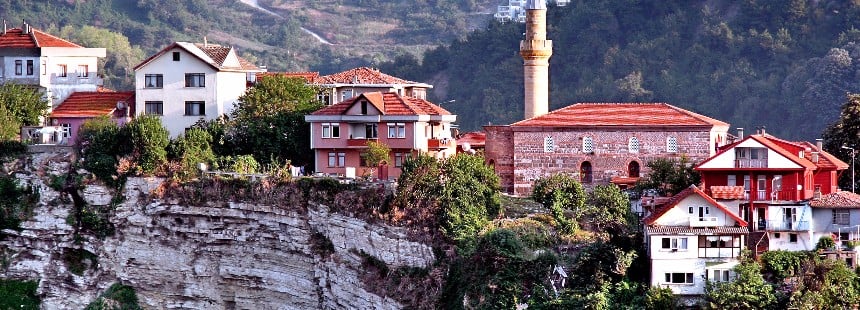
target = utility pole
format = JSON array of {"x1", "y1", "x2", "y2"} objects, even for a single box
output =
[{"x1": 842, "y1": 145, "x2": 856, "y2": 193}]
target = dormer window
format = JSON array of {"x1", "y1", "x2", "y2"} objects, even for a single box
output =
[{"x1": 173, "y1": 52, "x2": 180, "y2": 61}]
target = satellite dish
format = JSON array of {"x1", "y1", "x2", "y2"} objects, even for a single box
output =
[{"x1": 116, "y1": 101, "x2": 127, "y2": 110}]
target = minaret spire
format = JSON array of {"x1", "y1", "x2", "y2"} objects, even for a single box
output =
[{"x1": 520, "y1": 0, "x2": 552, "y2": 119}]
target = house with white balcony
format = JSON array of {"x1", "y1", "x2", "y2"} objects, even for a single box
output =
[
  {"x1": 809, "y1": 191, "x2": 860, "y2": 267},
  {"x1": 304, "y1": 91, "x2": 456, "y2": 179},
  {"x1": 696, "y1": 128, "x2": 848, "y2": 254},
  {"x1": 644, "y1": 185, "x2": 748, "y2": 302},
  {"x1": 0, "y1": 22, "x2": 105, "y2": 113},
  {"x1": 133, "y1": 41, "x2": 262, "y2": 137}
]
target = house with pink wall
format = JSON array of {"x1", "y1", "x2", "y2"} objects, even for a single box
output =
[
  {"x1": 305, "y1": 91, "x2": 456, "y2": 179},
  {"x1": 49, "y1": 91, "x2": 134, "y2": 145}
]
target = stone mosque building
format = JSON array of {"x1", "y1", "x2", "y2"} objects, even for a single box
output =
[{"x1": 483, "y1": 0, "x2": 731, "y2": 196}]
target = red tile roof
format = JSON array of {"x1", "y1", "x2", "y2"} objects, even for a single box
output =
[
  {"x1": 51, "y1": 91, "x2": 135, "y2": 118},
  {"x1": 457, "y1": 132, "x2": 486, "y2": 147},
  {"x1": 710, "y1": 186, "x2": 745, "y2": 200},
  {"x1": 810, "y1": 191, "x2": 860, "y2": 209},
  {"x1": 644, "y1": 185, "x2": 747, "y2": 226},
  {"x1": 259, "y1": 72, "x2": 320, "y2": 83},
  {"x1": 0, "y1": 27, "x2": 82, "y2": 48},
  {"x1": 311, "y1": 92, "x2": 450, "y2": 116},
  {"x1": 512, "y1": 103, "x2": 729, "y2": 127},
  {"x1": 645, "y1": 226, "x2": 749, "y2": 235},
  {"x1": 318, "y1": 67, "x2": 426, "y2": 86},
  {"x1": 134, "y1": 42, "x2": 259, "y2": 71},
  {"x1": 698, "y1": 134, "x2": 846, "y2": 171}
]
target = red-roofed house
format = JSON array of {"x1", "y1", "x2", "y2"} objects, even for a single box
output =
[
  {"x1": 271, "y1": 67, "x2": 433, "y2": 106},
  {"x1": 643, "y1": 185, "x2": 748, "y2": 301},
  {"x1": 0, "y1": 22, "x2": 106, "y2": 112},
  {"x1": 133, "y1": 41, "x2": 262, "y2": 137},
  {"x1": 810, "y1": 191, "x2": 860, "y2": 260},
  {"x1": 696, "y1": 129, "x2": 849, "y2": 253},
  {"x1": 304, "y1": 92, "x2": 456, "y2": 178},
  {"x1": 484, "y1": 103, "x2": 731, "y2": 195},
  {"x1": 48, "y1": 91, "x2": 134, "y2": 144}
]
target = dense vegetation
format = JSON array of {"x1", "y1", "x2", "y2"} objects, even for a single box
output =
[
  {"x1": 381, "y1": 0, "x2": 860, "y2": 140},
  {"x1": 0, "y1": 279, "x2": 40, "y2": 310}
]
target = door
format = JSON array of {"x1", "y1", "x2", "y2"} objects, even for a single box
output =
[
  {"x1": 377, "y1": 162, "x2": 389, "y2": 180},
  {"x1": 757, "y1": 207, "x2": 766, "y2": 230},
  {"x1": 783, "y1": 208, "x2": 795, "y2": 230}
]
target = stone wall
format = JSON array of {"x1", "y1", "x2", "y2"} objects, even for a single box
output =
[{"x1": 0, "y1": 152, "x2": 435, "y2": 309}]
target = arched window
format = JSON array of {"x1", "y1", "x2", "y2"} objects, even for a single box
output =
[
  {"x1": 628, "y1": 161, "x2": 640, "y2": 178},
  {"x1": 582, "y1": 136, "x2": 594, "y2": 153},
  {"x1": 581, "y1": 161, "x2": 593, "y2": 183},
  {"x1": 629, "y1": 137, "x2": 640, "y2": 153},
  {"x1": 667, "y1": 136, "x2": 678, "y2": 153}
]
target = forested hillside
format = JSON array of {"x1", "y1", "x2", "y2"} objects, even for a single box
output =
[
  {"x1": 0, "y1": 0, "x2": 494, "y2": 90},
  {"x1": 381, "y1": 0, "x2": 860, "y2": 140}
]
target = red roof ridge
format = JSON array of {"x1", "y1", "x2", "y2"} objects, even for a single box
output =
[
  {"x1": 512, "y1": 102, "x2": 728, "y2": 127},
  {"x1": 644, "y1": 185, "x2": 747, "y2": 226},
  {"x1": 310, "y1": 92, "x2": 450, "y2": 116}
]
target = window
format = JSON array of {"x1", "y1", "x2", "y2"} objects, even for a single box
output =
[
  {"x1": 582, "y1": 136, "x2": 594, "y2": 153},
  {"x1": 58, "y1": 64, "x2": 67, "y2": 77},
  {"x1": 61, "y1": 123, "x2": 71, "y2": 138},
  {"x1": 327, "y1": 152, "x2": 346, "y2": 167},
  {"x1": 342, "y1": 90, "x2": 353, "y2": 101},
  {"x1": 841, "y1": 232, "x2": 850, "y2": 241},
  {"x1": 184, "y1": 101, "x2": 205, "y2": 116},
  {"x1": 77, "y1": 65, "x2": 88, "y2": 77},
  {"x1": 144, "y1": 101, "x2": 163, "y2": 115},
  {"x1": 388, "y1": 123, "x2": 406, "y2": 138},
  {"x1": 360, "y1": 100, "x2": 368, "y2": 114},
  {"x1": 833, "y1": 210, "x2": 850, "y2": 225},
  {"x1": 145, "y1": 74, "x2": 163, "y2": 88},
  {"x1": 365, "y1": 123, "x2": 378, "y2": 139},
  {"x1": 628, "y1": 161, "x2": 640, "y2": 178},
  {"x1": 789, "y1": 233, "x2": 798, "y2": 243},
  {"x1": 710, "y1": 269, "x2": 732, "y2": 283},
  {"x1": 317, "y1": 92, "x2": 331, "y2": 105},
  {"x1": 14, "y1": 60, "x2": 22, "y2": 75},
  {"x1": 774, "y1": 233, "x2": 781, "y2": 239},
  {"x1": 395, "y1": 153, "x2": 405, "y2": 167},
  {"x1": 667, "y1": 136, "x2": 678, "y2": 153},
  {"x1": 743, "y1": 175, "x2": 751, "y2": 191},
  {"x1": 322, "y1": 123, "x2": 340, "y2": 138},
  {"x1": 41, "y1": 61, "x2": 46, "y2": 75},
  {"x1": 661, "y1": 237, "x2": 688, "y2": 250},
  {"x1": 664, "y1": 272, "x2": 694, "y2": 284},
  {"x1": 580, "y1": 161, "x2": 593, "y2": 183},
  {"x1": 628, "y1": 137, "x2": 640, "y2": 153},
  {"x1": 26, "y1": 60, "x2": 33, "y2": 75},
  {"x1": 185, "y1": 73, "x2": 205, "y2": 87},
  {"x1": 173, "y1": 52, "x2": 180, "y2": 61},
  {"x1": 544, "y1": 136, "x2": 554, "y2": 153},
  {"x1": 689, "y1": 207, "x2": 694, "y2": 214}
]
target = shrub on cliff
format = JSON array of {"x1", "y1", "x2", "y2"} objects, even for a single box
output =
[
  {"x1": 118, "y1": 115, "x2": 169, "y2": 174},
  {"x1": 77, "y1": 116, "x2": 122, "y2": 183},
  {"x1": 166, "y1": 128, "x2": 215, "y2": 179},
  {"x1": 0, "y1": 176, "x2": 39, "y2": 233},
  {"x1": 0, "y1": 279, "x2": 40, "y2": 309},
  {"x1": 84, "y1": 283, "x2": 141, "y2": 310}
]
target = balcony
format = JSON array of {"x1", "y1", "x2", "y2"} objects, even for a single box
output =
[
  {"x1": 690, "y1": 216, "x2": 719, "y2": 227},
  {"x1": 766, "y1": 220, "x2": 809, "y2": 231},
  {"x1": 735, "y1": 159, "x2": 767, "y2": 168},
  {"x1": 427, "y1": 138, "x2": 455, "y2": 149},
  {"x1": 753, "y1": 190, "x2": 799, "y2": 201},
  {"x1": 347, "y1": 138, "x2": 376, "y2": 147}
]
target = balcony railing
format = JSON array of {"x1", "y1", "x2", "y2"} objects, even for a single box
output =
[
  {"x1": 766, "y1": 220, "x2": 809, "y2": 231},
  {"x1": 752, "y1": 190, "x2": 799, "y2": 201},
  {"x1": 735, "y1": 159, "x2": 767, "y2": 168},
  {"x1": 347, "y1": 138, "x2": 376, "y2": 147},
  {"x1": 690, "y1": 216, "x2": 719, "y2": 227}
]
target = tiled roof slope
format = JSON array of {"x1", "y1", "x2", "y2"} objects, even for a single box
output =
[
  {"x1": 51, "y1": 91, "x2": 135, "y2": 118},
  {"x1": 645, "y1": 226, "x2": 749, "y2": 235},
  {"x1": 134, "y1": 42, "x2": 259, "y2": 71},
  {"x1": 810, "y1": 191, "x2": 860, "y2": 209},
  {"x1": 0, "y1": 27, "x2": 81, "y2": 48},
  {"x1": 311, "y1": 92, "x2": 450, "y2": 116},
  {"x1": 512, "y1": 103, "x2": 729, "y2": 127},
  {"x1": 644, "y1": 185, "x2": 747, "y2": 226},
  {"x1": 698, "y1": 134, "x2": 847, "y2": 171},
  {"x1": 318, "y1": 67, "x2": 425, "y2": 85},
  {"x1": 258, "y1": 72, "x2": 320, "y2": 83},
  {"x1": 457, "y1": 132, "x2": 486, "y2": 147}
]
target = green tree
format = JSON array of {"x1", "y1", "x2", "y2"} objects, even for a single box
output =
[
  {"x1": 229, "y1": 75, "x2": 322, "y2": 167},
  {"x1": 705, "y1": 253, "x2": 776, "y2": 309},
  {"x1": 118, "y1": 115, "x2": 169, "y2": 174},
  {"x1": 76, "y1": 116, "x2": 122, "y2": 184},
  {"x1": 166, "y1": 128, "x2": 215, "y2": 179},
  {"x1": 635, "y1": 157, "x2": 700, "y2": 196},
  {"x1": 439, "y1": 153, "x2": 501, "y2": 249},
  {"x1": 0, "y1": 105, "x2": 21, "y2": 141},
  {"x1": 360, "y1": 140, "x2": 390, "y2": 177},
  {"x1": 0, "y1": 82, "x2": 49, "y2": 126},
  {"x1": 585, "y1": 184, "x2": 633, "y2": 231},
  {"x1": 531, "y1": 174, "x2": 587, "y2": 233},
  {"x1": 822, "y1": 93, "x2": 860, "y2": 191},
  {"x1": 393, "y1": 153, "x2": 442, "y2": 224}
]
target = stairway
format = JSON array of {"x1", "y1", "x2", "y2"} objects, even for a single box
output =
[{"x1": 748, "y1": 231, "x2": 769, "y2": 256}]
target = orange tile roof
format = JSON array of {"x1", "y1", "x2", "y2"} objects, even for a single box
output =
[
  {"x1": 457, "y1": 132, "x2": 486, "y2": 147},
  {"x1": 0, "y1": 27, "x2": 82, "y2": 48},
  {"x1": 134, "y1": 42, "x2": 259, "y2": 71},
  {"x1": 610, "y1": 176, "x2": 639, "y2": 185},
  {"x1": 311, "y1": 92, "x2": 450, "y2": 116},
  {"x1": 51, "y1": 91, "x2": 135, "y2": 118},
  {"x1": 644, "y1": 185, "x2": 747, "y2": 226},
  {"x1": 646, "y1": 226, "x2": 749, "y2": 235},
  {"x1": 697, "y1": 134, "x2": 846, "y2": 171},
  {"x1": 259, "y1": 72, "x2": 320, "y2": 83},
  {"x1": 512, "y1": 103, "x2": 729, "y2": 127},
  {"x1": 710, "y1": 186, "x2": 745, "y2": 200},
  {"x1": 810, "y1": 191, "x2": 860, "y2": 209},
  {"x1": 318, "y1": 67, "x2": 426, "y2": 85}
]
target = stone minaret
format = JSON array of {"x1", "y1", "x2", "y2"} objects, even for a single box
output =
[{"x1": 520, "y1": 0, "x2": 552, "y2": 120}]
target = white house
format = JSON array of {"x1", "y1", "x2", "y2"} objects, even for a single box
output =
[
  {"x1": 810, "y1": 191, "x2": 860, "y2": 251},
  {"x1": 643, "y1": 185, "x2": 749, "y2": 301},
  {"x1": 133, "y1": 41, "x2": 262, "y2": 137},
  {"x1": 0, "y1": 23, "x2": 105, "y2": 112}
]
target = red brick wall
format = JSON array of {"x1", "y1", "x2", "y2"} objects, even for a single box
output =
[{"x1": 489, "y1": 127, "x2": 721, "y2": 196}]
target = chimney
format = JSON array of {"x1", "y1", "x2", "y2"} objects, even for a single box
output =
[
  {"x1": 737, "y1": 127, "x2": 744, "y2": 139},
  {"x1": 812, "y1": 152, "x2": 819, "y2": 163},
  {"x1": 759, "y1": 126, "x2": 766, "y2": 136},
  {"x1": 203, "y1": 36, "x2": 208, "y2": 47},
  {"x1": 816, "y1": 138, "x2": 824, "y2": 151},
  {"x1": 3, "y1": 20, "x2": 6, "y2": 35}
]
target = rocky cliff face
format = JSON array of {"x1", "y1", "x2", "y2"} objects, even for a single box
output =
[{"x1": 0, "y1": 151, "x2": 435, "y2": 309}]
